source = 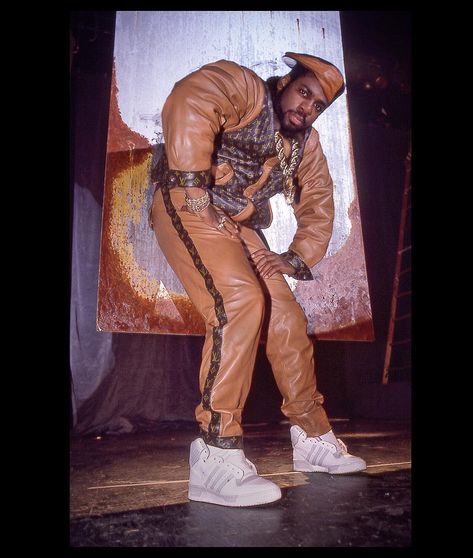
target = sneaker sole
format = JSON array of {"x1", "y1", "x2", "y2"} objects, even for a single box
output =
[
  {"x1": 188, "y1": 484, "x2": 282, "y2": 507},
  {"x1": 293, "y1": 459, "x2": 367, "y2": 475}
]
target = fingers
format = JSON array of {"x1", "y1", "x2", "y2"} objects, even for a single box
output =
[
  {"x1": 251, "y1": 250, "x2": 281, "y2": 278},
  {"x1": 195, "y1": 206, "x2": 240, "y2": 238},
  {"x1": 215, "y1": 213, "x2": 240, "y2": 238},
  {"x1": 251, "y1": 249, "x2": 294, "y2": 278},
  {"x1": 251, "y1": 249, "x2": 272, "y2": 262}
]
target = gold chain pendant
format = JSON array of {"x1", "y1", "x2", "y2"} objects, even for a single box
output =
[
  {"x1": 274, "y1": 131, "x2": 299, "y2": 204},
  {"x1": 285, "y1": 176, "x2": 295, "y2": 204}
]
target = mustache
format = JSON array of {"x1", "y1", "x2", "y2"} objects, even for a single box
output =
[{"x1": 288, "y1": 109, "x2": 306, "y2": 126}]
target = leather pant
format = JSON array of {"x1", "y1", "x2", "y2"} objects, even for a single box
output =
[{"x1": 151, "y1": 186, "x2": 331, "y2": 449}]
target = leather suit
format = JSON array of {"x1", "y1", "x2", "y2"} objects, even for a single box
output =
[{"x1": 151, "y1": 59, "x2": 335, "y2": 448}]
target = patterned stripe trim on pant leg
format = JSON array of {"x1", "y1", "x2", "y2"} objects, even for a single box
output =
[{"x1": 160, "y1": 185, "x2": 242, "y2": 450}]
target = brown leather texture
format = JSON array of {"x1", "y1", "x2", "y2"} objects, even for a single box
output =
[
  {"x1": 162, "y1": 60, "x2": 266, "y2": 171},
  {"x1": 211, "y1": 161, "x2": 234, "y2": 186},
  {"x1": 160, "y1": 59, "x2": 334, "y2": 271},
  {"x1": 289, "y1": 128, "x2": 335, "y2": 268},
  {"x1": 152, "y1": 187, "x2": 331, "y2": 444}
]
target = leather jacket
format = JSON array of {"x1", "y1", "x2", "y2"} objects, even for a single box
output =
[{"x1": 154, "y1": 59, "x2": 335, "y2": 280}]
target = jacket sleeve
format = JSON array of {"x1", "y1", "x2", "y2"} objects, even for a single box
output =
[
  {"x1": 162, "y1": 60, "x2": 265, "y2": 178},
  {"x1": 284, "y1": 128, "x2": 335, "y2": 276}
]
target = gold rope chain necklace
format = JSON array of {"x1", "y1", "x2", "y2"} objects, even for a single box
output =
[{"x1": 274, "y1": 131, "x2": 299, "y2": 204}]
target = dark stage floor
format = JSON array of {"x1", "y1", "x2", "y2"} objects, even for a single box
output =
[{"x1": 69, "y1": 418, "x2": 411, "y2": 547}]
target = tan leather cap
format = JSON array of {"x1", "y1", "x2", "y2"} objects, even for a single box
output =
[{"x1": 282, "y1": 52, "x2": 345, "y2": 104}]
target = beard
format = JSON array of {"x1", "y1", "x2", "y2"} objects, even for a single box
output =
[
  {"x1": 282, "y1": 111, "x2": 307, "y2": 132},
  {"x1": 274, "y1": 91, "x2": 308, "y2": 138}
]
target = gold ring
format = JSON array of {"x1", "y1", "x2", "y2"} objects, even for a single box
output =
[{"x1": 217, "y1": 217, "x2": 227, "y2": 230}]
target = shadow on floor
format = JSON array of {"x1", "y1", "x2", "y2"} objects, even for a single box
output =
[{"x1": 70, "y1": 468, "x2": 410, "y2": 547}]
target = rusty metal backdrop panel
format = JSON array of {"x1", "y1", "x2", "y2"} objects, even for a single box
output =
[{"x1": 97, "y1": 10, "x2": 374, "y2": 340}]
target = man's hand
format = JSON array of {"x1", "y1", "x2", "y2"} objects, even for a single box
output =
[
  {"x1": 197, "y1": 204, "x2": 240, "y2": 239},
  {"x1": 251, "y1": 249, "x2": 296, "y2": 279},
  {"x1": 184, "y1": 187, "x2": 240, "y2": 238}
]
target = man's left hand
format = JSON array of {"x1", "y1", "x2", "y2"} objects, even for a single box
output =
[{"x1": 251, "y1": 249, "x2": 295, "y2": 279}]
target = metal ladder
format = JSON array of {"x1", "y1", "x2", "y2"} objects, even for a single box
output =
[{"x1": 382, "y1": 144, "x2": 412, "y2": 384}]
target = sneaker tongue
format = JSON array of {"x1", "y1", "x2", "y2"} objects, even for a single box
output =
[{"x1": 319, "y1": 430, "x2": 348, "y2": 453}]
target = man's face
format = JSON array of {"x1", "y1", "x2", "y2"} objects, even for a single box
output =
[{"x1": 276, "y1": 72, "x2": 328, "y2": 134}]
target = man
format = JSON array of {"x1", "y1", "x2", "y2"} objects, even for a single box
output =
[{"x1": 150, "y1": 52, "x2": 366, "y2": 507}]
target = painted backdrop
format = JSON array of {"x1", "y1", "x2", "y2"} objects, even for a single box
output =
[{"x1": 97, "y1": 10, "x2": 374, "y2": 340}]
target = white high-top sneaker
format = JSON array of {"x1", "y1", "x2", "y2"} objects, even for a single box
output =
[
  {"x1": 188, "y1": 438, "x2": 282, "y2": 507},
  {"x1": 291, "y1": 425, "x2": 367, "y2": 474}
]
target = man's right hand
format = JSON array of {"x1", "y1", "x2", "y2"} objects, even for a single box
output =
[
  {"x1": 197, "y1": 204, "x2": 241, "y2": 239},
  {"x1": 185, "y1": 187, "x2": 240, "y2": 238}
]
